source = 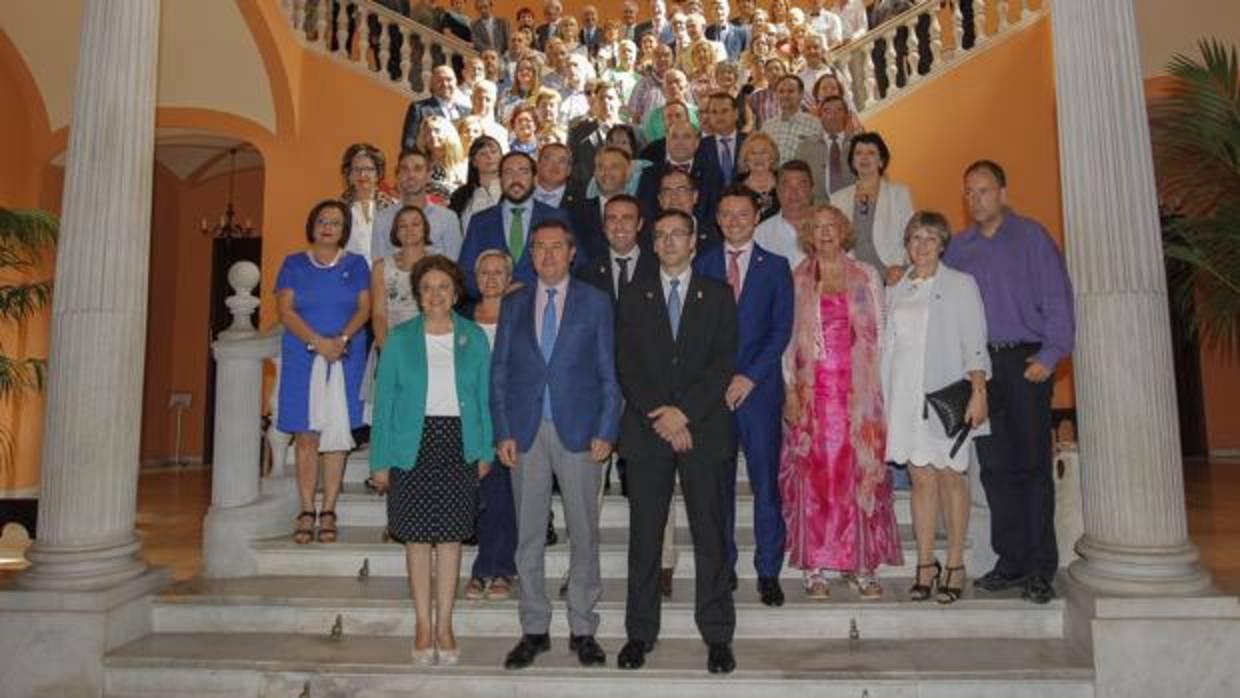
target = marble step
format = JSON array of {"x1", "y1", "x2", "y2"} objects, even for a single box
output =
[
  {"x1": 104, "y1": 634, "x2": 1094, "y2": 698},
  {"x1": 152, "y1": 575, "x2": 1063, "y2": 640},
  {"x1": 251, "y1": 525, "x2": 985, "y2": 580},
  {"x1": 333, "y1": 483, "x2": 928, "y2": 528}
]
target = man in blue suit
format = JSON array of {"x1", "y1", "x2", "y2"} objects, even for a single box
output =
[
  {"x1": 459, "y1": 152, "x2": 573, "y2": 299},
  {"x1": 705, "y1": 0, "x2": 749, "y2": 61},
  {"x1": 492, "y1": 219, "x2": 623, "y2": 670},
  {"x1": 693, "y1": 93, "x2": 746, "y2": 233},
  {"x1": 693, "y1": 184, "x2": 794, "y2": 607}
]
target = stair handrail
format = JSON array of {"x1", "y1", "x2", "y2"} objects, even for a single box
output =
[
  {"x1": 827, "y1": 0, "x2": 1047, "y2": 115},
  {"x1": 282, "y1": 0, "x2": 480, "y2": 99}
]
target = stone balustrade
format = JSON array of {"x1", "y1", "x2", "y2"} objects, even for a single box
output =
[{"x1": 282, "y1": 0, "x2": 478, "y2": 98}]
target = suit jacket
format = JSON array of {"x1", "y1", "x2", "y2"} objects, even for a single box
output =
[
  {"x1": 634, "y1": 19, "x2": 674, "y2": 46},
  {"x1": 616, "y1": 272, "x2": 738, "y2": 464},
  {"x1": 879, "y1": 263, "x2": 992, "y2": 438},
  {"x1": 576, "y1": 247, "x2": 660, "y2": 303},
  {"x1": 580, "y1": 25, "x2": 603, "y2": 52},
  {"x1": 795, "y1": 132, "x2": 856, "y2": 204},
  {"x1": 568, "y1": 196, "x2": 611, "y2": 263},
  {"x1": 470, "y1": 16, "x2": 511, "y2": 52},
  {"x1": 490, "y1": 278, "x2": 622, "y2": 451},
  {"x1": 401, "y1": 96, "x2": 470, "y2": 153},
  {"x1": 830, "y1": 178, "x2": 915, "y2": 267},
  {"x1": 705, "y1": 22, "x2": 749, "y2": 61},
  {"x1": 693, "y1": 132, "x2": 747, "y2": 231},
  {"x1": 567, "y1": 119, "x2": 610, "y2": 194},
  {"x1": 693, "y1": 243, "x2": 794, "y2": 408},
  {"x1": 458, "y1": 200, "x2": 573, "y2": 298},
  {"x1": 534, "y1": 22, "x2": 557, "y2": 51}
]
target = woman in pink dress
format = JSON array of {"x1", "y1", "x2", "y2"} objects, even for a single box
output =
[{"x1": 780, "y1": 203, "x2": 903, "y2": 600}]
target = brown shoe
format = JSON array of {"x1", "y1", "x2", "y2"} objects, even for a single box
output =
[
  {"x1": 486, "y1": 576, "x2": 513, "y2": 601},
  {"x1": 464, "y1": 577, "x2": 488, "y2": 600},
  {"x1": 660, "y1": 568, "x2": 674, "y2": 598}
]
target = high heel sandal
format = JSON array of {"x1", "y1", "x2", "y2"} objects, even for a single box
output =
[
  {"x1": 316, "y1": 510, "x2": 338, "y2": 543},
  {"x1": 937, "y1": 565, "x2": 966, "y2": 605},
  {"x1": 909, "y1": 560, "x2": 942, "y2": 601},
  {"x1": 292, "y1": 511, "x2": 316, "y2": 545},
  {"x1": 411, "y1": 641, "x2": 435, "y2": 666}
]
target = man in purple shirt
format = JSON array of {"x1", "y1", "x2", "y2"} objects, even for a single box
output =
[{"x1": 942, "y1": 160, "x2": 1075, "y2": 605}]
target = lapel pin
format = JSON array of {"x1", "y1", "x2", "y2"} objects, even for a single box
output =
[
  {"x1": 696, "y1": 290, "x2": 704, "y2": 300},
  {"x1": 645, "y1": 291, "x2": 654, "y2": 300},
  {"x1": 458, "y1": 335, "x2": 468, "y2": 346}
]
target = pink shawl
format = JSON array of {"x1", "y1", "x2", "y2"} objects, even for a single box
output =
[{"x1": 783, "y1": 255, "x2": 888, "y2": 514}]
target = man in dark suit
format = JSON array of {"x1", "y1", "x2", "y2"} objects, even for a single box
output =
[
  {"x1": 693, "y1": 185, "x2": 794, "y2": 608},
  {"x1": 794, "y1": 95, "x2": 856, "y2": 202},
  {"x1": 636, "y1": 121, "x2": 701, "y2": 226},
  {"x1": 567, "y1": 82, "x2": 625, "y2": 195},
  {"x1": 693, "y1": 92, "x2": 746, "y2": 228},
  {"x1": 579, "y1": 5, "x2": 603, "y2": 54},
  {"x1": 532, "y1": 143, "x2": 578, "y2": 212},
  {"x1": 400, "y1": 65, "x2": 471, "y2": 153},
  {"x1": 705, "y1": 0, "x2": 749, "y2": 61},
  {"x1": 471, "y1": 0, "x2": 511, "y2": 52},
  {"x1": 570, "y1": 147, "x2": 633, "y2": 263},
  {"x1": 534, "y1": 0, "x2": 564, "y2": 51},
  {"x1": 646, "y1": 169, "x2": 721, "y2": 255},
  {"x1": 615, "y1": 209, "x2": 738, "y2": 674},
  {"x1": 459, "y1": 152, "x2": 573, "y2": 298},
  {"x1": 492, "y1": 220, "x2": 623, "y2": 670},
  {"x1": 634, "y1": 0, "x2": 675, "y2": 46}
]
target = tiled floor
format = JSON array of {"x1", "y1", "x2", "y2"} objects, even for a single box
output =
[{"x1": 2, "y1": 461, "x2": 1238, "y2": 593}]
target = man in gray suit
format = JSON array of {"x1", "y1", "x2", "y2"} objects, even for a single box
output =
[
  {"x1": 793, "y1": 95, "x2": 856, "y2": 203},
  {"x1": 471, "y1": 0, "x2": 511, "y2": 53}
]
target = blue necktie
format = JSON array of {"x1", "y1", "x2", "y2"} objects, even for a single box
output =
[
  {"x1": 541, "y1": 288, "x2": 558, "y2": 419},
  {"x1": 720, "y1": 136, "x2": 734, "y2": 183},
  {"x1": 667, "y1": 278, "x2": 682, "y2": 339}
]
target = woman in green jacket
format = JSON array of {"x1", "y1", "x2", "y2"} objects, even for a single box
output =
[{"x1": 370, "y1": 255, "x2": 493, "y2": 667}]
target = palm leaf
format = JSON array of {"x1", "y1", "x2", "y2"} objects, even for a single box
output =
[
  {"x1": 0, "y1": 356, "x2": 47, "y2": 401},
  {"x1": 0, "y1": 281, "x2": 54, "y2": 325},
  {"x1": 0, "y1": 208, "x2": 58, "y2": 269}
]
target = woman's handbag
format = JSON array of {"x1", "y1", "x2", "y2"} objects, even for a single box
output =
[{"x1": 924, "y1": 379, "x2": 1003, "y2": 458}]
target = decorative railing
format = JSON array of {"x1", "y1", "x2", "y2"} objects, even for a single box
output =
[
  {"x1": 831, "y1": 0, "x2": 1047, "y2": 115},
  {"x1": 281, "y1": 0, "x2": 479, "y2": 98}
]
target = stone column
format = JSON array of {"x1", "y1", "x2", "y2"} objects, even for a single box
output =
[
  {"x1": 1050, "y1": 0, "x2": 1210, "y2": 595},
  {"x1": 18, "y1": 0, "x2": 162, "y2": 591}
]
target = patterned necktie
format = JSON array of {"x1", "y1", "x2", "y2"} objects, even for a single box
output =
[
  {"x1": 828, "y1": 135, "x2": 843, "y2": 191},
  {"x1": 727, "y1": 249, "x2": 743, "y2": 300},
  {"x1": 720, "y1": 136, "x2": 734, "y2": 183},
  {"x1": 508, "y1": 206, "x2": 525, "y2": 259},
  {"x1": 541, "y1": 287, "x2": 558, "y2": 419},
  {"x1": 667, "y1": 278, "x2": 682, "y2": 339}
]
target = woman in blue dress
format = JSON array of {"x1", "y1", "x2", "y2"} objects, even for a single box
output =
[{"x1": 276, "y1": 199, "x2": 372, "y2": 544}]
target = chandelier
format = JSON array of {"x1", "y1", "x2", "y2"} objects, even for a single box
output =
[{"x1": 201, "y1": 147, "x2": 257, "y2": 238}]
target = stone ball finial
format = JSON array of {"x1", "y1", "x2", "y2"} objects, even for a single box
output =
[{"x1": 228, "y1": 261, "x2": 261, "y2": 295}]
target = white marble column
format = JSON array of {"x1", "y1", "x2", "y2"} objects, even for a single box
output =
[
  {"x1": 18, "y1": 0, "x2": 161, "y2": 591},
  {"x1": 1051, "y1": 0, "x2": 1210, "y2": 595}
]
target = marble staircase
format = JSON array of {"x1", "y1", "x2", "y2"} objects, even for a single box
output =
[{"x1": 103, "y1": 451, "x2": 1092, "y2": 697}]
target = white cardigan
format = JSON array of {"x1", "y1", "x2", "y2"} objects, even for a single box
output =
[
  {"x1": 830, "y1": 179, "x2": 915, "y2": 268},
  {"x1": 880, "y1": 263, "x2": 993, "y2": 438}
]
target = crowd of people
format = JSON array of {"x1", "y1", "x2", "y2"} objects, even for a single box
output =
[{"x1": 273, "y1": 0, "x2": 1073, "y2": 676}]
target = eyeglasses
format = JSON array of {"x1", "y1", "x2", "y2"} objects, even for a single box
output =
[{"x1": 316, "y1": 218, "x2": 345, "y2": 228}]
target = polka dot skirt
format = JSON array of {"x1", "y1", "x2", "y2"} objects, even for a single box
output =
[{"x1": 386, "y1": 416, "x2": 478, "y2": 544}]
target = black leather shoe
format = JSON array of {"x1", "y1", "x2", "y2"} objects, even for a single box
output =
[
  {"x1": 617, "y1": 639, "x2": 652, "y2": 669},
  {"x1": 570, "y1": 634, "x2": 606, "y2": 666},
  {"x1": 1022, "y1": 576, "x2": 1057, "y2": 604},
  {"x1": 707, "y1": 642, "x2": 736, "y2": 674},
  {"x1": 757, "y1": 577, "x2": 785, "y2": 607},
  {"x1": 729, "y1": 569, "x2": 738, "y2": 591},
  {"x1": 503, "y1": 633, "x2": 550, "y2": 669},
  {"x1": 974, "y1": 569, "x2": 1026, "y2": 592}
]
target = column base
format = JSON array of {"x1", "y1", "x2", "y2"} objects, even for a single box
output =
[
  {"x1": 1067, "y1": 535, "x2": 1212, "y2": 596},
  {"x1": 17, "y1": 534, "x2": 148, "y2": 592}
]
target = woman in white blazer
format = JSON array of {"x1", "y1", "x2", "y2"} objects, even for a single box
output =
[
  {"x1": 880, "y1": 211, "x2": 990, "y2": 605},
  {"x1": 830, "y1": 132, "x2": 915, "y2": 286}
]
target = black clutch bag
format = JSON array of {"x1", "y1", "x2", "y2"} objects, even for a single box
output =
[{"x1": 924, "y1": 379, "x2": 1002, "y2": 458}]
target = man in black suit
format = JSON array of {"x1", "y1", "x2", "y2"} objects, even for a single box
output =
[
  {"x1": 532, "y1": 143, "x2": 579, "y2": 212},
  {"x1": 400, "y1": 65, "x2": 471, "y2": 153},
  {"x1": 567, "y1": 82, "x2": 625, "y2": 194},
  {"x1": 570, "y1": 147, "x2": 633, "y2": 263},
  {"x1": 534, "y1": 0, "x2": 564, "y2": 51},
  {"x1": 615, "y1": 209, "x2": 738, "y2": 675},
  {"x1": 636, "y1": 121, "x2": 700, "y2": 225},
  {"x1": 471, "y1": 0, "x2": 511, "y2": 53},
  {"x1": 647, "y1": 168, "x2": 721, "y2": 255}
]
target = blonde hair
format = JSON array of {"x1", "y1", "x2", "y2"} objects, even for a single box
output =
[
  {"x1": 417, "y1": 115, "x2": 467, "y2": 180},
  {"x1": 796, "y1": 203, "x2": 855, "y2": 256},
  {"x1": 738, "y1": 132, "x2": 779, "y2": 175},
  {"x1": 474, "y1": 248, "x2": 515, "y2": 279}
]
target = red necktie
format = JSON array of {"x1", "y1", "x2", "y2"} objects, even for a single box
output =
[{"x1": 727, "y1": 249, "x2": 743, "y2": 300}]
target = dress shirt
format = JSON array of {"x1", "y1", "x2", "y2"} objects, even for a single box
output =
[
  {"x1": 810, "y1": 11, "x2": 845, "y2": 46},
  {"x1": 660, "y1": 266, "x2": 693, "y2": 305},
  {"x1": 942, "y1": 211, "x2": 1076, "y2": 369},
  {"x1": 436, "y1": 97, "x2": 464, "y2": 121},
  {"x1": 754, "y1": 213, "x2": 806, "y2": 270},
  {"x1": 762, "y1": 111, "x2": 822, "y2": 164},
  {"x1": 610, "y1": 247, "x2": 641, "y2": 296},
  {"x1": 533, "y1": 184, "x2": 566, "y2": 208},
  {"x1": 722, "y1": 240, "x2": 754, "y2": 294},
  {"x1": 535, "y1": 276, "x2": 570, "y2": 344},
  {"x1": 501, "y1": 199, "x2": 533, "y2": 254}
]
